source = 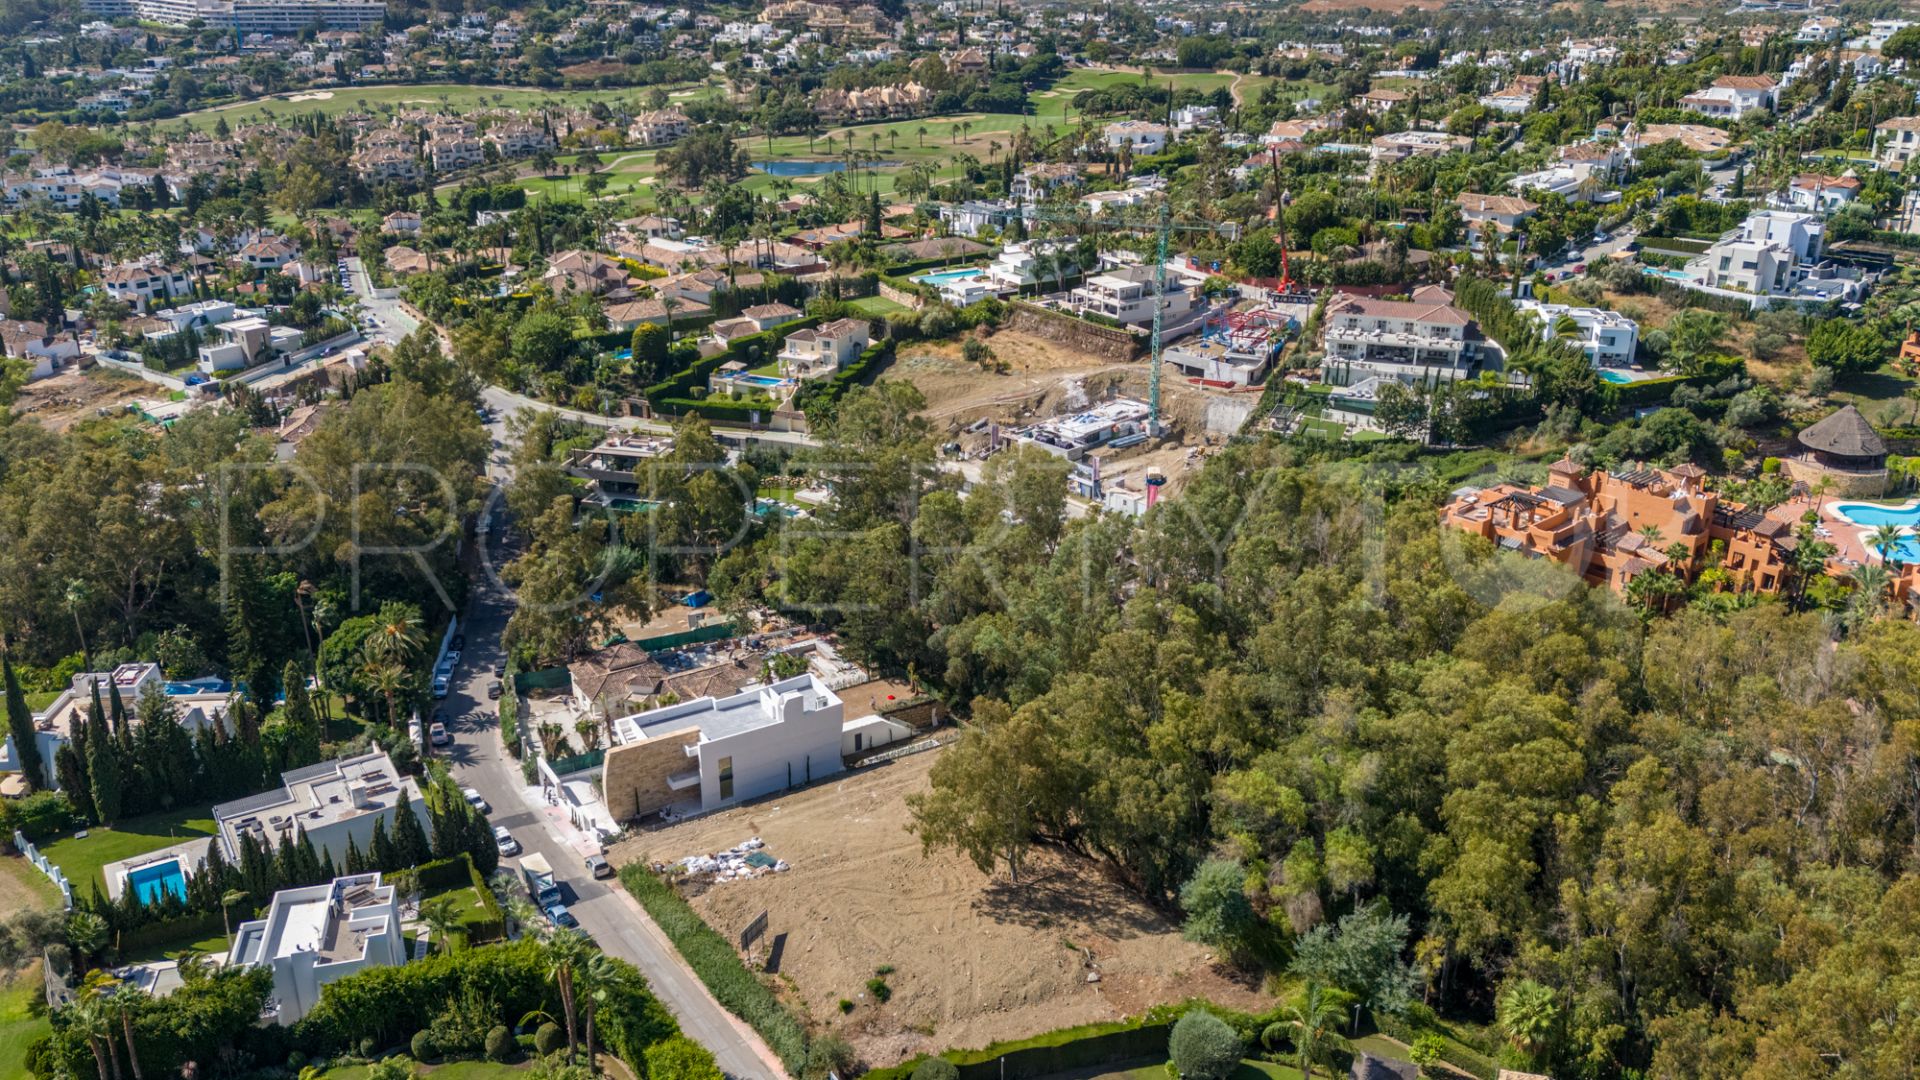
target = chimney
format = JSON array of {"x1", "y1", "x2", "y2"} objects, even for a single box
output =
[{"x1": 347, "y1": 781, "x2": 370, "y2": 809}]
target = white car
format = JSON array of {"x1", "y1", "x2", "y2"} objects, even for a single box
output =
[
  {"x1": 493, "y1": 826, "x2": 519, "y2": 855},
  {"x1": 462, "y1": 787, "x2": 491, "y2": 815},
  {"x1": 430, "y1": 722, "x2": 451, "y2": 746}
]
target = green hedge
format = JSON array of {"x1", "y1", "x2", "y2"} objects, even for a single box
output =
[
  {"x1": 618, "y1": 864, "x2": 809, "y2": 1071},
  {"x1": 1370, "y1": 1012, "x2": 1498, "y2": 1080},
  {"x1": 866, "y1": 1020, "x2": 1174, "y2": 1080},
  {"x1": 793, "y1": 339, "x2": 897, "y2": 422},
  {"x1": 117, "y1": 908, "x2": 227, "y2": 956},
  {"x1": 650, "y1": 395, "x2": 785, "y2": 424}
]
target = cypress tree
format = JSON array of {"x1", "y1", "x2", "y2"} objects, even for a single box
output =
[
  {"x1": 238, "y1": 831, "x2": 268, "y2": 897},
  {"x1": 297, "y1": 831, "x2": 322, "y2": 884},
  {"x1": 4, "y1": 654, "x2": 45, "y2": 789},
  {"x1": 86, "y1": 689, "x2": 123, "y2": 825},
  {"x1": 107, "y1": 677, "x2": 131, "y2": 754},
  {"x1": 369, "y1": 817, "x2": 397, "y2": 873},
  {"x1": 319, "y1": 848, "x2": 337, "y2": 883},
  {"x1": 55, "y1": 744, "x2": 95, "y2": 822},
  {"x1": 275, "y1": 832, "x2": 300, "y2": 887},
  {"x1": 344, "y1": 834, "x2": 366, "y2": 876},
  {"x1": 391, "y1": 788, "x2": 432, "y2": 868}
]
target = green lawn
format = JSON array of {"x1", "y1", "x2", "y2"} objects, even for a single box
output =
[
  {"x1": 125, "y1": 928, "x2": 235, "y2": 966},
  {"x1": 848, "y1": 295, "x2": 910, "y2": 317},
  {"x1": 0, "y1": 964, "x2": 50, "y2": 1080},
  {"x1": 499, "y1": 68, "x2": 1326, "y2": 216},
  {"x1": 38, "y1": 803, "x2": 218, "y2": 899},
  {"x1": 420, "y1": 877, "x2": 499, "y2": 947},
  {"x1": 21, "y1": 690, "x2": 60, "y2": 711}
]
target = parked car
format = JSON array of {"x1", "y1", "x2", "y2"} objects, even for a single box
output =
[
  {"x1": 452, "y1": 634, "x2": 466, "y2": 651},
  {"x1": 430, "y1": 722, "x2": 451, "y2": 746},
  {"x1": 493, "y1": 826, "x2": 520, "y2": 856},
  {"x1": 586, "y1": 854, "x2": 613, "y2": 879},
  {"x1": 432, "y1": 675, "x2": 450, "y2": 699},
  {"x1": 492, "y1": 662, "x2": 506, "y2": 678},
  {"x1": 444, "y1": 650, "x2": 462, "y2": 667},
  {"x1": 461, "y1": 787, "x2": 491, "y2": 814},
  {"x1": 544, "y1": 902, "x2": 578, "y2": 929},
  {"x1": 487, "y1": 680, "x2": 504, "y2": 700}
]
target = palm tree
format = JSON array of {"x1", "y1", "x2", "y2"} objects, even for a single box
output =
[
  {"x1": 419, "y1": 896, "x2": 462, "y2": 954},
  {"x1": 293, "y1": 579, "x2": 317, "y2": 672},
  {"x1": 68, "y1": 984, "x2": 119, "y2": 1080},
  {"x1": 367, "y1": 610, "x2": 425, "y2": 665},
  {"x1": 916, "y1": 125, "x2": 928, "y2": 148},
  {"x1": 65, "y1": 578, "x2": 91, "y2": 669},
  {"x1": 1870, "y1": 522, "x2": 1905, "y2": 565},
  {"x1": 66, "y1": 911, "x2": 108, "y2": 970},
  {"x1": 219, "y1": 889, "x2": 248, "y2": 945},
  {"x1": 547, "y1": 929, "x2": 594, "y2": 1062},
  {"x1": 1265, "y1": 982, "x2": 1341, "y2": 1078},
  {"x1": 1638, "y1": 523, "x2": 1664, "y2": 547},
  {"x1": 99, "y1": 979, "x2": 144, "y2": 1080},
  {"x1": 1496, "y1": 978, "x2": 1560, "y2": 1061},
  {"x1": 1849, "y1": 562, "x2": 1891, "y2": 627},
  {"x1": 359, "y1": 652, "x2": 409, "y2": 728},
  {"x1": 508, "y1": 896, "x2": 546, "y2": 940},
  {"x1": 576, "y1": 952, "x2": 617, "y2": 1074}
]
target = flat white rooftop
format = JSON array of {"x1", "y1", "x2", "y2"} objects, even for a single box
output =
[{"x1": 613, "y1": 674, "x2": 841, "y2": 745}]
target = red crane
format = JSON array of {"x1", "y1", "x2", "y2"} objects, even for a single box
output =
[{"x1": 1267, "y1": 143, "x2": 1299, "y2": 296}]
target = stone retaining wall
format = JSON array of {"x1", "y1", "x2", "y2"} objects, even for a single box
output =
[{"x1": 1006, "y1": 302, "x2": 1143, "y2": 361}]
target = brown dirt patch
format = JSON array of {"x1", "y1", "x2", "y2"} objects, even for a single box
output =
[
  {"x1": 13, "y1": 369, "x2": 156, "y2": 432},
  {"x1": 0, "y1": 855, "x2": 60, "y2": 912},
  {"x1": 608, "y1": 752, "x2": 1265, "y2": 1068}
]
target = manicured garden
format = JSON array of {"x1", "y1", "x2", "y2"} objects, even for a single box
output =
[{"x1": 38, "y1": 802, "x2": 218, "y2": 897}]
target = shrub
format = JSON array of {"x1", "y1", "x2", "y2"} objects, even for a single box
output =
[
  {"x1": 619, "y1": 864, "x2": 809, "y2": 1071},
  {"x1": 409, "y1": 1031, "x2": 436, "y2": 1061},
  {"x1": 645, "y1": 1034, "x2": 726, "y2": 1080},
  {"x1": 535, "y1": 1022, "x2": 566, "y2": 1056},
  {"x1": 1169, "y1": 1010, "x2": 1243, "y2": 1080},
  {"x1": 1410, "y1": 1033, "x2": 1447, "y2": 1066},
  {"x1": 866, "y1": 976, "x2": 892, "y2": 1003},
  {"x1": 358, "y1": 1035, "x2": 379, "y2": 1059},
  {"x1": 839, "y1": 999, "x2": 855, "y2": 1014},
  {"x1": 805, "y1": 1034, "x2": 858, "y2": 1080},
  {"x1": 912, "y1": 1056, "x2": 960, "y2": 1080},
  {"x1": 485, "y1": 1026, "x2": 514, "y2": 1062}
]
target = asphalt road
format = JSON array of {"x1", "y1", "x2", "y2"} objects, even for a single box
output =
[{"x1": 429, "y1": 435, "x2": 786, "y2": 1079}]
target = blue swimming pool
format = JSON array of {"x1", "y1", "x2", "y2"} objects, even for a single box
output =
[
  {"x1": 126, "y1": 859, "x2": 187, "y2": 905},
  {"x1": 735, "y1": 374, "x2": 786, "y2": 387},
  {"x1": 753, "y1": 160, "x2": 859, "y2": 176},
  {"x1": 165, "y1": 678, "x2": 230, "y2": 695},
  {"x1": 1833, "y1": 502, "x2": 1920, "y2": 527},
  {"x1": 1642, "y1": 267, "x2": 1692, "y2": 282},
  {"x1": 915, "y1": 268, "x2": 986, "y2": 286},
  {"x1": 607, "y1": 497, "x2": 661, "y2": 513},
  {"x1": 1599, "y1": 370, "x2": 1633, "y2": 384}
]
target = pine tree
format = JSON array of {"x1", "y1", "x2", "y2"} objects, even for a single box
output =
[
  {"x1": 279, "y1": 660, "x2": 322, "y2": 768},
  {"x1": 369, "y1": 817, "x2": 397, "y2": 873},
  {"x1": 55, "y1": 744, "x2": 95, "y2": 822},
  {"x1": 430, "y1": 795, "x2": 462, "y2": 860},
  {"x1": 319, "y1": 848, "x2": 338, "y2": 882},
  {"x1": 238, "y1": 831, "x2": 269, "y2": 898},
  {"x1": 3, "y1": 654, "x2": 44, "y2": 789},
  {"x1": 391, "y1": 788, "x2": 433, "y2": 868},
  {"x1": 344, "y1": 834, "x2": 366, "y2": 876}
]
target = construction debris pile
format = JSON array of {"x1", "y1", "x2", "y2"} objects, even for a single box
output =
[{"x1": 659, "y1": 837, "x2": 791, "y2": 884}]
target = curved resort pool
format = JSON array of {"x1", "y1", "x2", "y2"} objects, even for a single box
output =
[
  {"x1": 1832, "y1": 501, "x2": 1920, "y2": 527},
  {"x1": 1598, "y1": 370, "x2": 1634, "y2": 384},
  {"x1": 125, "y1": 858, "x2": 188, "y2": 905}
]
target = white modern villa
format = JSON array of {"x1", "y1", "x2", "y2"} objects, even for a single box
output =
[
  {"x1": 227, "y1": 872, "x2": 406, "y2": 1024},
  {"x1": 213, "y1": 751, "x2": 432, "y2": 869}
]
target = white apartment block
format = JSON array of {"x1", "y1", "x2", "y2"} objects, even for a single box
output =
[
  {"x1": 428, "y1": 136, "x2": 484, "y2": 172},
  {"x1": 83, "y1": 0, "x2": 383, "y2": 31},
  {"x1": 1322, "y1": 285, "x2": 1477, "y2": 384},
  {"x1": 1514, "y1": 298, "x2": 1640, "y2": 368},
  {"x1": 628, "y1": 109, "x2": 691, "y2": 146},
  {"x1": 100, "y1": 262, "x2": 192, "y2": 312},
  {"x1": 213, "y1": 751, "x2": 433, "y2": 869},
  {"x1": 600, "y1": 674, "x2": 849, "y2": 819},
  {"x1": 485, "y1": 123, "x2": 554, "y2": 158},
  {"x1": 227, "y1": 873, "x2": 405, "y2": 1024}
]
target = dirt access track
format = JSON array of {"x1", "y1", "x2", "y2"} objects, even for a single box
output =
[{"x1": 609, "y1": 752, "x2": 1266, "y2": 1068}]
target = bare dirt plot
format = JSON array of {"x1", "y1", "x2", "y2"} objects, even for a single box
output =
[
  {"x1": 13, "y1": 369, "x2": 156, "y2": 432},
  {"x1": 609, "y1": 752, "x2": 1266, "y2": 1068},
  {"x1": 892, "y1": 328, "x2": 1141, "y2": 429},
  {"x1": 0, "y1": 856, "x2": 60, "y2": 912}
]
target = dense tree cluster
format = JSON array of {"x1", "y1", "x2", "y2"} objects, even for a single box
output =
[{"x1": 708, "y1": 389, "x2": 1920, "y2": 1078}]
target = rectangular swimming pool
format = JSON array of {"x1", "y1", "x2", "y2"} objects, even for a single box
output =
[
  {"x1": 126, "y1": 859, "x2": 187, "y2": 905},
  {"x1": 735, "y1": 374, "x2": 786, "y2": 387},
  {"x1": 915, "y1": 268, "x2": 987, "y2": 286}
]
